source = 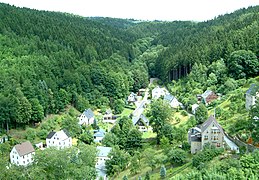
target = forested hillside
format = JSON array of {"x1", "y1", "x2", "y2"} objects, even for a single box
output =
[
  {"x1": 0, "y1": 3, "x2": 259, "y2": 179},
  {"x1": 0, "y1": 3, "x2": 149, "y2": 131},
  {"x1": 0, "y1": 3, "x2": 258, "y2": 133},
  {"x1": 128, "y1": 6, "x2": 259, "y2": 81}
]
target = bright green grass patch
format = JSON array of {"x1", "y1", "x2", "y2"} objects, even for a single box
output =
[
  {"x1": 121, "y1": 107, "x2": 134, "y2": 117},
  {"x1": 142, "y1": 130, "x2": 156, "y2": 139}
]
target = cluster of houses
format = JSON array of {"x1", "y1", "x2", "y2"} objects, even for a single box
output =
[
  {"x1": 9, "y1": 128, "x2": 111, "y2": 180},
  {"x1": 10, "y1": 129, "x2": 72, "y2": 166},
  {"x1": 7, "y1": 83, "x2": 258, "y2": 179},
  {"x1": 10, "y1": 107, "x2": 112, "y2": 179},
  {"x1": 188, "y1": 84, "x2": 259, "y2": 154},
  {"x1": 127, "y1": 86, "x2": 183, "y2": 133}
]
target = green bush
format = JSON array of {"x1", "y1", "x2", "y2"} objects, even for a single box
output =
[
  {"x1": 25, "y1": 128, "x2": 37, "y2": 141},
  {"x1": 180, "y1": 110, "x2": 188, "y2": 116},
  {"x1": 192, "y1": 145, "x2": 224, "y2": 168},
  {"x1": 37, "y1": 129, "x2": 48, "y2": 139}
]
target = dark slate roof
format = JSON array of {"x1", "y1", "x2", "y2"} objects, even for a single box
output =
[
  {"x1": 63, "y1": 129, "x2": 71, "y2": 138},
  {"x1": 246, "y1": 84, "x2": 259, "y2": 96},
  {"x1": 14, "y1": 141, "x2": 35, "y2": 156},
  {"x1": 132, "y1": 114, "x2": 149, "y2": 125},
  {"x1": 201, "y1": 115, "x2": 223, "y2": 134},
  {"x1": 83, "y1": 108, "x2": 94, "y2": 119},
  {"x1": 140, "y1": 114, "x2": 149, "y2": 124},
  {"x1": 164, "y1": 94, "x2": 174, "y2": 102},
  {"x1": 46, "y1": 131, "x2": 56, "y2": 139}
]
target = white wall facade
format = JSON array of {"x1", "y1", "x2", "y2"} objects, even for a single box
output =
[
  {"x1": 46, "y1": 132, "x2": 72, "y2": 149},
  {"x1": 10, "y1": 148, "x2": 35, "y2": 166},
  {"x1": 246, "y1": 93, "x2": 258, "y2": 110}
]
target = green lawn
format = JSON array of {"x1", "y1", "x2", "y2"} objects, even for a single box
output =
[
  {"x1": 142, "y1": 130, "x2": 156, "y2": 139},
  {"x1": 120, "y1": 107, "x2": 134, "y2": 117}
]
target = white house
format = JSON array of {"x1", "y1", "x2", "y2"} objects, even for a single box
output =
[
  {"x1": 152, "y1": 86, "x2": 168, "y2": 100},
  {"x1": 78, "y1": 108, "x2": 95, "y2": 126},
  {"x1": 10, "y1": 141, "x2": 35, "y2": 166},
  {"x1": 94, "y1": 129, "x2": 106, "y2": 143},
  {"x1": 46, "y1": 129, "x2": 72, "y2": 149},
  {"x1": 0, "y1": 134, "x2": 8, "y2": 144},
  {"x1": 192, "y1": 104, "x2": 199, "y2": 114},
  {"x1": 96, "y1": 146, "x2": 112, "y2": 180},
  {"x1": 246, "y1": 84, "x2": 259, "y2": 110},
  {"x1": 164, "y1": 94, "x2": 180, "y2": 108},
  {"x1": 132, "y1": 114, "x2": 149, "y2": 132},
  {"x1": 127, "y1": 92, "x2": 137, "y2": 103},
  {"x1": 103, "y1": 109, "x2": 117, "y2": 124}
]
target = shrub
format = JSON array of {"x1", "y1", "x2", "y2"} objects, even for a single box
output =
[
  {"x1": 25, "y1": 128, "x2": 37, "y2": 141},
  {"x1": 180, "y1": 110, "x2": 188, "y2": 116}
]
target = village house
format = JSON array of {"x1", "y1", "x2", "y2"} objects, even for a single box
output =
[
  {"x1": 94, "y1": 129, "x2": 106, "y2": 143},
  {"x1": 192, "y1": 104, "x2": 199, "y2": 114},
  {"x1": 127, "y1": 92, "x2": 137, "y2": 104},
  {"x1": 188, "y1": 116, "x2": 224, "y2": 154},
  {"x1": 201, "y1": 90, "x2": 218, "y2": 105},
  {"x1": 138, "y1": 89, "x2": 146, "y2": 96},
  {"x1": 245, "y1": 84, "x2": 259, "y2": 110},
  {"x1": 46, "y1": 129, "x2": 72, "y2": 149},
  {"x1": 10, "y1": 141, "x2": 35, "y2": 166},
  {"x1": 164, "y1": 94, "x2": 180, "y2": 108},
  {"x1": 152, "y1": 86, "x2": 168, "y2": 100},
  {"x1": 103, "y1": 109, "x2": 117, "y2": 124},
  {"x1": 96, "y1": 146, "x2": 112, "y2": 180},
  {"x1": 0, "y1": 134, "x2": 8, "y2": 144},
  {"x1": 78, "y1": 108, "x2": 95, "y2": 126},
  {"x1": 132, "y1": 114, "x2": 149, "y2": 132},
  {"x1": 35, "y1": 142, "x2": 44, "y2": 150}
]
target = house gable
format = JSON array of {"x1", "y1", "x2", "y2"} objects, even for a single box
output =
[
  {"x1": 79, "y1": 108, "x2": 95, "y2": 125},
  {"x1": 10, "y1": 141, "x2": 35, "y2": 166},
  {"x1": 189, "y1": 116, "x2": 224, "y2": 153},
  {"x1": 46, "y1": 129, "x2": 72, "y2": 149},
  {"x1": 201, "y1": 90, "x2": 218, "y2": 105}
]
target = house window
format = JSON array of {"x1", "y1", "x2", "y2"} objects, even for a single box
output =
[
  {"x1": 204, "y1": 135, "x2": 208, "y2": 140},
  {"x1": 12, "y1": 155, "x2": 14, "y2": 158},
  {"x1": 217, "y1": 143, "x2": 220, "y2": 147},
  {"x1": 57, "y1": 138, "x2": 59, "y2": 140},
  {"x1": 27, "y1": 159, "x2": 29, "y2": 162},
  {"x1": 17, "y1": 156, "x2": 18, "y2": 159},
  {"x1": 23, "y1": 161, "x2": 25, "y2": 164}
]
